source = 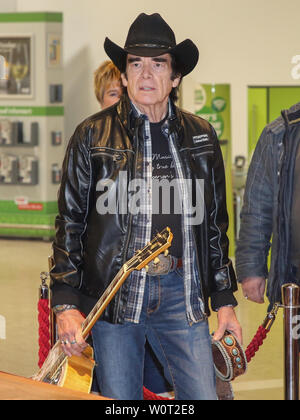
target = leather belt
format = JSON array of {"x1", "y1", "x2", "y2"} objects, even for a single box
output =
[{"x1": 146, "y1": 254, "x2": 183, "y2": 276}]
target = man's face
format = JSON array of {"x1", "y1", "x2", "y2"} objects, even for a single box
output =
[{"x1": 121, "y1": 54, "x2": 180, "y2": 116}]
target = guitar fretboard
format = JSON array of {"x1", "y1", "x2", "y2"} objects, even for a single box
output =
[{"x1": 81, "y1": 267, "x2": 126, "y2": 338}]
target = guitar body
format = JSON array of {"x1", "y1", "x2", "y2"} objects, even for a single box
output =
[
  {"x1": 57, "y1": 346, "x2": 95, "y2": 393},
  {"x1": 32, "y1": 343, "x2": 95, "y2": 394}
]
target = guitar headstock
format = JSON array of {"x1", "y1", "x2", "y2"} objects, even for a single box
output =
[{"x1": 124, "y1": 227, "x2": 173, "y2": 272}]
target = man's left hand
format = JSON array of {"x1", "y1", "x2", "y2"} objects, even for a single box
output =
[{"x1": 213, "y1": 306, "x2": 243, "y2": 344}]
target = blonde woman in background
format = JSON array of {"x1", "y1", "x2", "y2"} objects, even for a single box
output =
[{"x1": 94, "y1": 60, "x2": 123, "y2": 108}]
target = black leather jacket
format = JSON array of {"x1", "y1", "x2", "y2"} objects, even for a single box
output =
[{"x1": 50, "y1": 95, "x2": 237, "y2": 322}]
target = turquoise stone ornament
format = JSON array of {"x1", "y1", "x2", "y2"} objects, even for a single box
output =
[{"x1": 224, "y1": 336, "x2": 234, "y2": 346}]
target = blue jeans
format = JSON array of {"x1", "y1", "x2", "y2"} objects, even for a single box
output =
[
  {"x1": 143, "y1": 340, "x2": 172, "y2": 393},
  {"x1": 92, "y1": 268, "x2": 217, "y2": 400}
]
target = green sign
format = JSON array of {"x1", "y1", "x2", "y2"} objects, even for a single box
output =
[
  {"x1": 0, "y1": 106, "x2": 64, "y2": 117},
  {"x1": 0, "y1": 12, "x2": 63, "y2": 23},
  {"x1": 194, "y1": 84, "x2": 231, "y2": 140}
]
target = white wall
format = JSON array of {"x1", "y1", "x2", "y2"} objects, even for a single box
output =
[
  {"x1": 16, "y1": 0, "x2": 300, "y2": 158},
  {"x1": 0, "y1": 0, "x2": 17, "y2": 12}
]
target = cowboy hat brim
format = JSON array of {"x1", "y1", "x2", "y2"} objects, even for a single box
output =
[{"x1": 104, "y1": 37, "x2": 199, "y2": 77}]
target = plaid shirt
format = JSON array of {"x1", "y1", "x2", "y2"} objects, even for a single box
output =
[{"x1": 124, "y1": 101, "x2": 205, "y2": 324}]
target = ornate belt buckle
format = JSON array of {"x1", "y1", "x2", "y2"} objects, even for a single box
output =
[{"x1": 146, "y1": 254, "x2": 173, "y2": 276}]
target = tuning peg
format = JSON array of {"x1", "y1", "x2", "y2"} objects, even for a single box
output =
[
  {"x1": 153, "y1": 257, "x2": 160, "y2": 265},
  {"x1": 145, "y1": 265, "x2": 149, "y2": 272},
  {"x1": 164, "y1": 250, "x2": 169, "y2": 256}
]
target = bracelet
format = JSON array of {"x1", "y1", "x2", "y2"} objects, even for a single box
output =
[
  {"x1": 212, "y1": 330, "x2": 247, "y2": 381},
  {"x1": 53, "y1": 304, "x2": 78, "y2": 314}
]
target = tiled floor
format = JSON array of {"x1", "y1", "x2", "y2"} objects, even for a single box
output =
[{"x1": 0, "y1": 238, "x2": 286, "y2": 400}]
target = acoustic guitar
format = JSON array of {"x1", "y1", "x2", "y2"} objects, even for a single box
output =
[{"x1": 32, "y1": 227, "x2": 173, "y2": 394}]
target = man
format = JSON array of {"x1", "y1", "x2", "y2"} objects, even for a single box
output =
[
  {"x1": 50, "y1": 13, "x2": 241, "y2": 400},
  {"x1": 236, "y1": 102, "x2": 300, "y2": 306},
  {"x1": 93, "y1": 59, "x2": 171, "y2": 395}
]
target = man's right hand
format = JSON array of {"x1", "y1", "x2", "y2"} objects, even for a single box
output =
[
  {"x1": 56, "y1": 309, "x2": 88, "y2": 357},
  {"x1": 241, "y1": 276, "x2": 266, "y2": 303}
]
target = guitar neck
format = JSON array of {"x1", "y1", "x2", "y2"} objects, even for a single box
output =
[
  {"x1": 81, "y1": 227, "x2": 173, "y2": 338},
  {"x1": 81, "y1": 266, "x2": 130, "y2": 338}
]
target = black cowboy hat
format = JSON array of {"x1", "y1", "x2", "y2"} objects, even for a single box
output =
[{"x1": 104, "y1": 13, "x2": 199, "y2": 77}]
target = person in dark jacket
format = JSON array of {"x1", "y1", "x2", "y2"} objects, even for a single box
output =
[
  {"x1": 50, "y1": 13, "x2": 241, "y2": 400},
  {"x1": 236, "y1": 102, "x2": 300, "y2": 306},
  {"x1": 94, "y1": 59, "x2": 172, "y2": 395}
]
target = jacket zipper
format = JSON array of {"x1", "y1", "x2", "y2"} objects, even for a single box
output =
[{"x1": 191, "y1": 227, "x2": 206, "y2": 318}]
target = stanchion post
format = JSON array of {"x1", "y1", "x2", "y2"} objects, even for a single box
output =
[
  {"x1": 48, "y1": 255, "x2": 57, "y2": 348},
  {"x1": 282, "y1": 283, "x2": 300, "y2": 400}
]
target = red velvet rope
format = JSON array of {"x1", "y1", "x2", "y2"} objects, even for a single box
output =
[
  {"x1": 245, "y1": 325, "x2": 268, "y2": 363},
  {"x1": 38, "y1": 298, "x2": 50, "y2": 368},
  {"x1": 143, "y1": 386, "x2": 173, "y2": 400}
]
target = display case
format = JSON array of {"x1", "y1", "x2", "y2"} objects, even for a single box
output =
[{"x1": 0, "y1": 12, "x2": 64, "y2": 239}]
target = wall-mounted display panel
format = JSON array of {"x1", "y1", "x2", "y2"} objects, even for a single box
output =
[
  {"x1": 0, "y1": 35, "x2": 33, "y2": 97},
  {"x1": 0, "y1": 12, "x2": 64, "y2": 239}
]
